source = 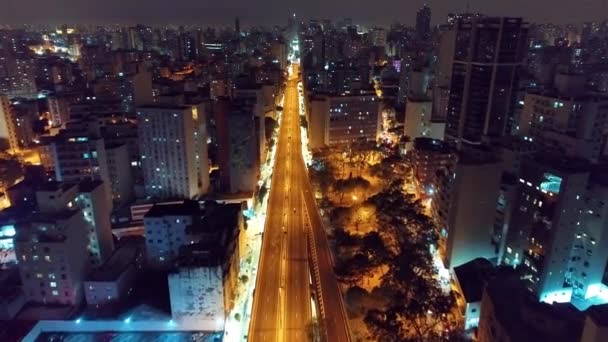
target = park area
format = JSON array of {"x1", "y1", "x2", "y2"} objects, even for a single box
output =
[{"x1": 308, "y1": 142, "x2": 463, "y2": 341}]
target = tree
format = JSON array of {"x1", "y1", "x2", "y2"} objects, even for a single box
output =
[
  {"x1": 333, "y1": 176, "x2": 371, "y2": 203},
  {"x1": 264, "y1": 117, "x2": 278, "y2": 142},
  {"x1": 361, "y1": 231, "x2": 389, "y2": 264},
  {"x1": 310, "y1": 159, "x2": 335, "y2": 191},
  {"x1": 361, "y1": 178, "x2": 454, "y2": 341}
]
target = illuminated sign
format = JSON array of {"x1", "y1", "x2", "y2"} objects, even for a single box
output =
[
  {"x1": 540, "y1": 173, "x2": 562, "y2": 194},
  {"x1": 0, "y1": 225, "x2": 16, "y2": 238}
]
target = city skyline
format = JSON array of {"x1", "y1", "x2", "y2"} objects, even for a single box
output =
[
  {"x1": 0, "y1": 0, "x2": 606, "y2": 26},
  {"x1": 3, "y1": 2, "x2": 608, "y2": 340}
]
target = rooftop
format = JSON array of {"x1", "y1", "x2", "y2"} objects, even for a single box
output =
[
  {"x1": 453, "y1": 258, "x2": 494, "y2": 303},
  {"x1": 35, "y1": 181, "x2": 76, "y2": 193},
  {"x1": 144, "y1": 200, "x2": 202, "y2": 218},
  {"x1": 526, "y1": 152, "x2": 591, "y2": 174},
  {"x1": 485, "y1": 268, "x2": 584, "y2": 341},
  {"x1": 586, "y1": 303, "x2": 608, "y2": 327},
  {"x1": 137, "y1": 104, "x2": 190, "y2": 110},
  {"x1": 77, "y1": 179, "x2": 104, "y2": 193},
  {"x1": 413, "y1": 137, "x2": 452, "y2": 154},
  {"x1": 87, "y1": 237, "x2": 145, "y2": 282}
]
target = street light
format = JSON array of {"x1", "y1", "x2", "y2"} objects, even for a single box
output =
[{"x1": 352, "y1": 195, "x2": 358, "y2": 201}]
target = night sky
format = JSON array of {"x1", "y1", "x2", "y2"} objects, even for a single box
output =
[{"x1": 0, "y1": 0, "x2": 605, "y2": 26}]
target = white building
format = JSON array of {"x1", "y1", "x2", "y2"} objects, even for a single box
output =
[
  {"x1": 168, "y1": 265, "x2": 226, "y2": 330},
  {"x1": 307, "y1": 93, "x2": 381, "y2": 148},
  {"x1": 137, "y1": 104, "x2": 209, "y2": 199},
  {"x1": 167, "y1": 201, "x2": 244, "y2": 329}
]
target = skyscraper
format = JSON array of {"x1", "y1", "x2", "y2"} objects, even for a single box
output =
[
  {"x1": 445, "y1": 17, "x2": 528, "y2": 148},
  {"x1": 416, "y1": 4, "x2": 432, "y2": 41}
]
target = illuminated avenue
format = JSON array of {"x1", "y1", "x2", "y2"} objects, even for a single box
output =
[{"x1": 249, "y1": 55, "x2": 350, "y2": 341}]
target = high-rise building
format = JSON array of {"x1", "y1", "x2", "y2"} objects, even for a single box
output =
[
  {"x1": 404, "y1": 95, "x2": 445, "y2": 149},
  {"x1": 504, "y1": 153, "x2": 589, "y2": 303},
  {"x1": 51, "y1": 134, "x2": 111, "y2": 192},
  {"x1": 234, "y1": 86, "x2": 267, "y2": 165},
  {"x1": 47, "y1": 95, "x2": 71, "y2": 127},
  {"x1": 91, "y1": 64, "x2": 153, "y2": 113},
  {"x1": 434, "y1": 147, "x2": 503, "y2": 269},
  {"x1": 307, "y1": 95, "x2": 330, "y2": 149},
  {"x1": 34, "y1": 181, "x2": 114, "y2": 267},
  {"x1": 144, "y1": 201, "x2": 203, "y2": 269},
  {"x1": 568, "y1": 168, "x2": 608, "y2": 303},
  {"x1": 212, "y1": 97, "x2": 260, "y2": 194},
  {"x1": 0, "y1": 55, "x2": 37, "y2": 98},
  {"x1": 74, "y1": 180, "x2": 115, "y2": 267},
  {"x1": 411, "y1": 138, "x2": 454, "y2": 200},
  {"x1": 12, "y1": 103, "x2": 35, "y2": 149},
  {"x1": 517, "y1": 74, "x2": 608, "y2": 163},
  {"x1": 10, "y1": 180, "x2": 117, "y2": 306},
  {"x1": 167, "y1": 201, "x2": 244, "y2": 329},
  {"x1": 271, "y1": 39, "x2": 288, "y2": 71},
  {"x1": 47, "y1": 121, "x2": 135, "y2": 206},
  {"x1": 105, "y1": 143, "x2": 134, "y2": 205},
  {"x1": 369, "y1": 27, "x2": 387, "y2": 47},
  {"x1": 416, "y1": 4, "x2": 432, "y2": 41},
  {"x1": 0, "y1": 94, "x2": 17, "y2": 153},
  {"x1": 235, "y1": 17, "x2": 241, "y2": 35},
  {"x1": 306, "y1": 93, "x2": 381, "y2": 147},
  {"x1": 137, "y1": 103, "x2": 209, "y2": 199},
  {"x1": 445, "y1": 17, "x2": 529, "y2": 148},
  {"x1": 14, "y1": 208, "x2": 89, "y2": 305}
]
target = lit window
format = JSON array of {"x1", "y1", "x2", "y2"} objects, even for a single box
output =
[
  {"x1": 50, "y1": 282, "x2": 57, "y2": 288},
  {"x1": 52, "y1": 290, "x2": 59, "y2": 296},
  {"x1": 45, "y1": 255, "x2": 51, "y2": 262}
]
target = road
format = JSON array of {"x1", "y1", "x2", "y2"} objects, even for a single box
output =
[
  {"x1": 249, "y1": 65, "x2": 311, "y2": 342},
  {"x1": 302, "y1": 178, "x2": 351, "y2": 342}
]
